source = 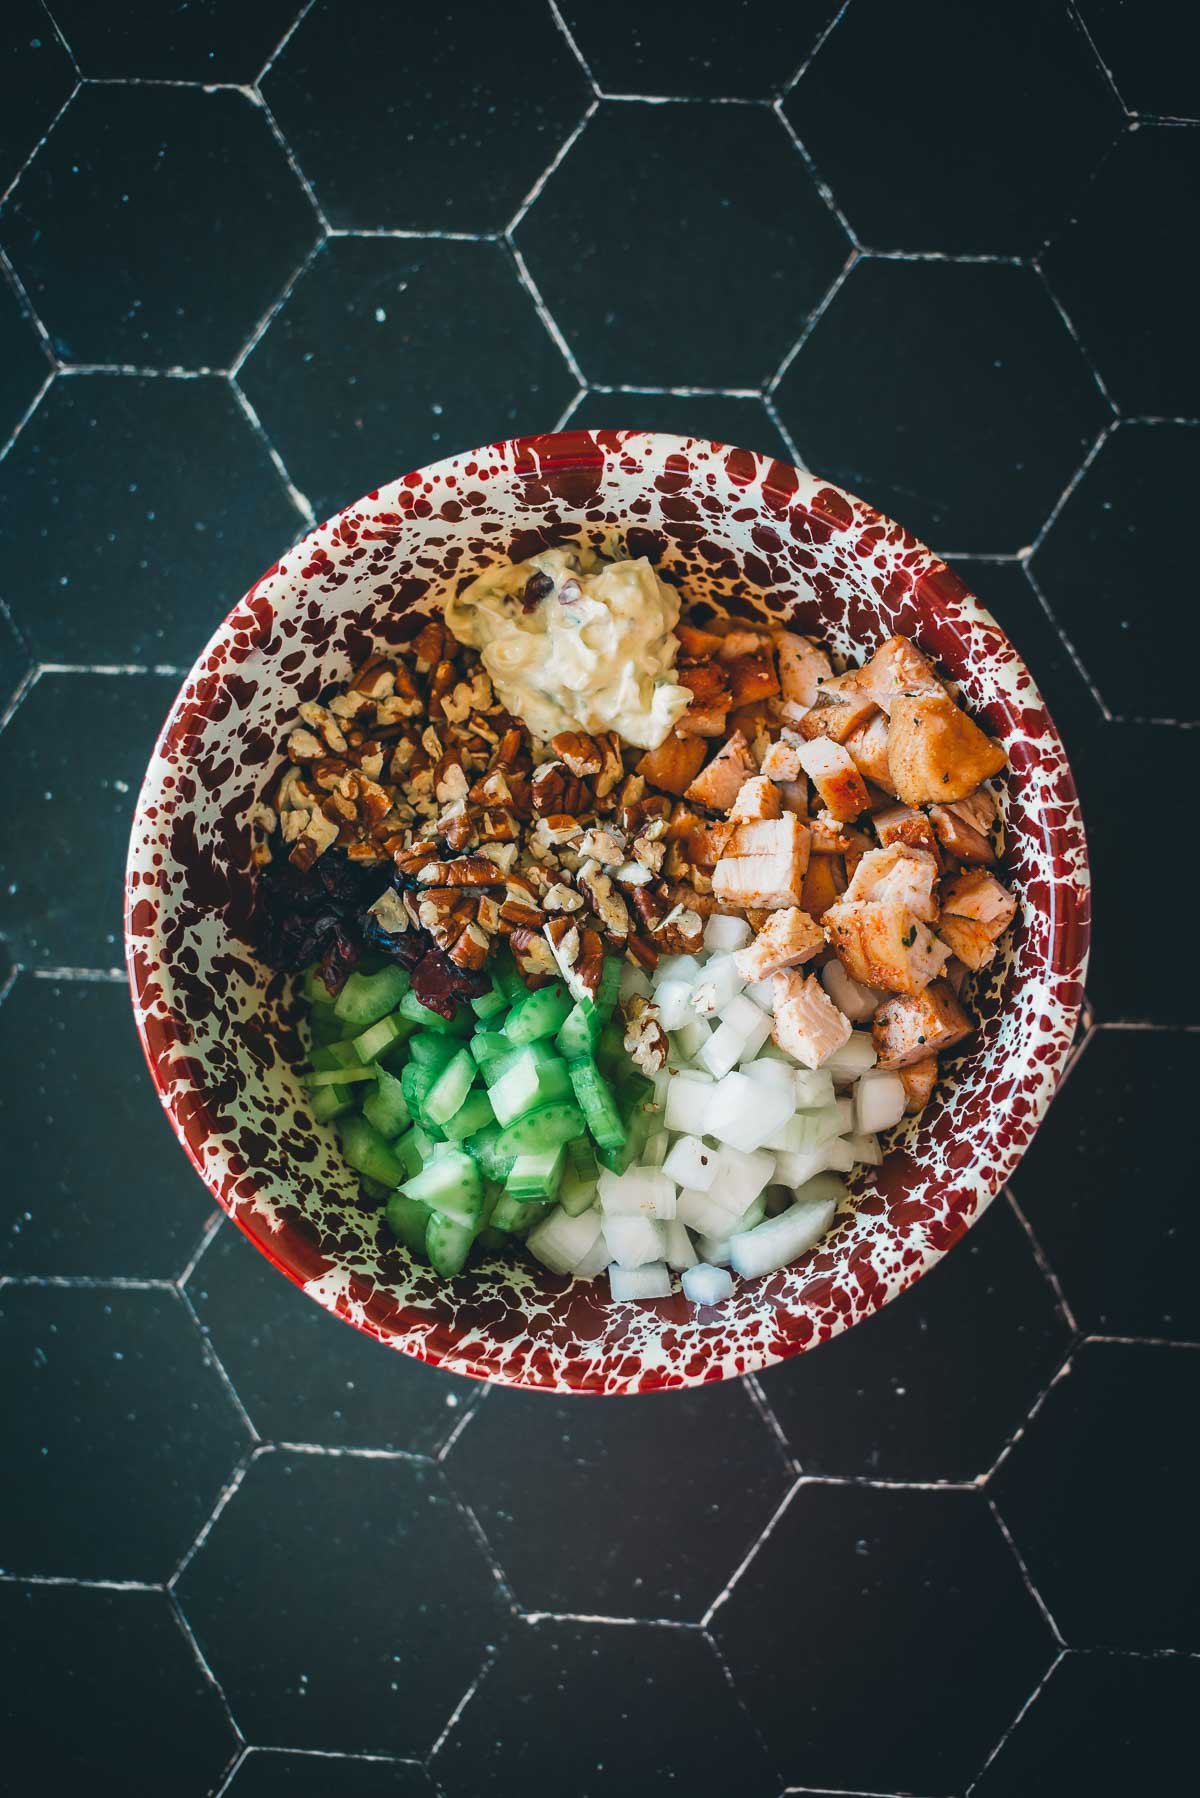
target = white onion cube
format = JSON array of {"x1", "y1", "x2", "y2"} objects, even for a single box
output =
[
  {"x1": 609, "y1": 1261, "x2": 672, "y2": 1301},
  {"x1": 676, "y1": 1187, "x2": 739, "y2": 1238},
  {"x1": 793, "y1": 1068, "x2": 836, "y2": 1110},
  {"x1": 663, "y1": 1218, "x2": 699, "y2": 1271},
  {"x1": 823, "y1": 1137, "x2": 858, "y2": 1173},
  {"x1": 820, "y1": 957, "x2": 885, "y2": 1023},
  {"x1": 598, "y1": 1168, "x2": 677, "y2": 1219},
  {"x1": 673, "y1": 1015, "x2": 712, "y2": 1061},
  {"x1": 654, "y1": 978, "x2": 694, "y2": 1031},
  {"x1": 729, "y1": 1197, "x2": 838, "y2": 1279},
  {"x1": 682, "y1": 1262, "x2": 735, "y2": 1306},
  {"x1": 527, "y1": 1205, "x2": 602, "y2": 1276},
  {"x1": 604, "y1": 1214, "x2": 667, "y2": 1268},
  {"x1": 855, "y1": 1069, "x2": 908, "y2": 1134},
  {"x1": 703, "y1": 913, "x2": 752, "y2": 954},
  {"x1": 654, "y1": 953, "x2": 703, "y2": 988},
  {"x1": 743, "y1": 1057, "x2": 796, "y2": 1093},
  {"x1": 690, "y1": 954, "x2": 745, "y2": 1016},
  {"x1": 710, "y1": 1145, "x2": 777, "y2": 1216},
  {"x1": 664, "y1": 1072, "x2": 714, "y2": 1136},
  {"x1": 620, "y1": 963, "x2": 653, "y2": 1003},
  {"x1": 823, "y1": 1031, "x2": 879, "y2": 1080},
  {"x1": 696, "y1": 1232, "x2": 733, "y2": 1265},
  {"x1": 662, "y1": 1134, "x2": 719, "y2": 1191},
  {"x1": 698, "y1": 1020, "x2": 746, "y2": 1080},
  {"x1": 744, "y1": 978, "x2": 776, "y2": 1012},
  {"x1": 841, "y1": 1131, "x2": 883, "y2": 1166},
  {"x1": 708, "y1": 1071, "x2": 794, "y2": 1153},
  {"x1": 572, "y1": 1225, "x2": 612, "y2": 1280}
]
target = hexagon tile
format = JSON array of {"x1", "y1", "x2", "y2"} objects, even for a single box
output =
[
  {"x1": 0, "y1": 1583, "x2": 238, "y2": 1796},
  {"x1": 514, "y1": 101, "x2": 849, "y2": 389},
  {"x1": 1, "y1": 85, "x2": 319, "y2": 368},
  {"x1": 445, "y1": 1379, "x2": 792, "y2": 1619},
  {"x1": 785, "y1": 0, "x2": 1121, "y2": 254},
  {"x1": 0, "y1": 373, "x2": 304, "y2": 666},
  {"x1": 711, "y1": 1483, "x2": 1055, "y2": 1793},
  {"x1": 225, "y1": 1752, "x2": 435, "y2": 1797},
  {"x1": 0, "y1": 1, "x2": 75, "y2": 196},
  {"x1": 774, "y1": 257, "x2": 1111, "y2": 553},
  {"x1": 557, "y1": 0, "x2": 837, "y2": 98},
  {"x1": 48, "y1": 0, "x2": 302, "y2": 83},
  {"x1": 0, "y1": 263, "x2": 51, "y2": 444},
  {"x1": 0, "y1": 1284, "x2": 249, "y2": 1582},
  {"x1": 261, "y1": 0, "x2": 592, "y2": 233},
  {"x1": 175, "y1": 1450, "x2": 509, "y2": 1757},
  {"x1": 237, "y1": 236, "x2": 577, "y2": 523}
]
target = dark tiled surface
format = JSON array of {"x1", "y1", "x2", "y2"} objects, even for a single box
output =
[
  {"x1": 776, "y1": 258, "x2": 1110, "y2": 553},
  {"x1": 446, "y1": 1381, "x2": 791, "y2": 1618},
  {"x1": 1042, "y1": 127, "x2": 1200, "y2": 418},
  {"x1": 558, "y1": 0, "x2": 835, "y2": 98},
  {"x1": 1010, "y1": 1029, "x2": 1200, "y2": 1339},
  {"x1": 0, "y1": 264, "x2": 50, "y2": 441},
  {"x1": 0, "y1": 1284, "x2": 248, "y2": 1580},
  {"x1": 1076, "y1": 0, "x2": 1200, "y2": 118},
  {"x1": 49, "y1": 0, "x2": 301, "y2": 84},
  {"x1": 188, "y1": 1222, "x2": 477, "y2": 1454},
  {"x1": 239, "y1": 236, "x2": 576, "y2": 523},
  {"x1": 514, "y1": 102, "x2": 849, "y2": 389},
  {"x1": 991, "y1": 1341, "x2": 1200, "y2": 1649},
  {"x1": 263, "y1": 0, "x2": 590, "y2": 235},
  {"x1": 0, "y1": 670, "x2": 177, "y2": 967},
  {"x1": 433, "y1": 1622, "x2": 776, "y2": 1798},
  {"x1": 758, "y1": 1197, "x2": 1070, "y2": 1482},
  {"x1": 0, "y1": 1583, "x2": 238, "y2": 1797},
  {"x1": 1032, "y1": 420, "x2": 1198, "y2": 722},
  {"x1": 0, "y1": 2, "x2": 74, "y2": 195},
  {"x1": 0, "y1": 8, "x2": 1192, "y2": 1795},
  {"x1": 1, "y1": 85, "x2": 319, "y2": 368},
  {"x1": 0, "y1": 373, "x2": 302, "y2": 665},
  {"x1": 227, "y1": 1753, "x2": 433, "y2": 1796},
  {"x1": 972, "y1": 1650, "x2": 1200, "y2": 1797},
  {"x1": 711, "y1": 1484, "x2": 1054, "y2": 1792},
  {"x1": 175, "y1": 1451, "x2": 508, "y2": 1756},
  {"x1": 785, "y1": 0, "x2": 1120, "y2": 254},
  {"x1": 0, "y1": 974, "x2": 212, "y2": 1277}
]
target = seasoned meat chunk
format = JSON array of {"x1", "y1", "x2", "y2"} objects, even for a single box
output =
[
  {"x1": 886, "y1": 693, "x2": 1007, "y2": 806},
  {"x1": 796, "y1": 737, "x2": 871, "y2": 822},
  {"x1": 899, "y1": 1055, "x2": 939, "y2": 1113},
  {"x1": 797, "y1": 673, "x2": 880, "y2": 744},
  {"x1": 728, "y1": 775, "x2": 783, "y2": 822},
  {"x1": 872, "y1": 982, "x2": 972, "y2": 1069},
  {"x1": 850, "y1": 634, "x2": 946, "y2": 714},
  {"x1": 825, "y1": 898, "x2": 951, "y2": 995},
  {"x1": 844, "y1": 843, "x2": 940, "y2": 923},
  {"x1": 636, "y1": 733, "x2": 708, "y2": 798},
  {"x1": 937, "y1": 870, "x2": 1017, "y2": 970},
  {"x1": 712, "y1": 814, "x2": 811, "y2": 909},
  {"x1": 772, "y1": 630, "x2": 832, "y2": 707},
  {"x1": 771, "y1": 970, "x2": 853, "y2": 1069},
  {"x1": 844, "y1": 711, "x2": 895, "y2": 791},
  {"x1": 733, "y1": 906, "x2": 825, "y2": 981},
  {"x1": 684, "y1": 730, "x2": 759, "y2": 811}
]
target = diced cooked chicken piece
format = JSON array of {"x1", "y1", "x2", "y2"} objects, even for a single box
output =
[
  {"x1": 872, "y1": 982, "x2": 972, "y2": 1069},
  {"x1": 771, "y1": 971, "x2": 853, "y2": 1070},
  {"x1": 809, "y1": 811, "x2": 853, "y2": 854},
  {"x1": 760, "y1": 737, "x2": 803, "y2": 782},
  {"x1": 873, "y1": 802, "x2": 942, "y2": 863},
  {"x1": 636, "y1": 733, "x2": 708, "y2": 798},
  {"x1": 676, "y1": 702, "x2": 733, "y2": 738},
  {"x1": 886, "y1": 693, "x2": 1008, "y2": 806},
  {"x1": 944, "y1": 956, "x2": 970, "y2": 995},
  {"x1": 800, "y1": 851, "x2": 846, "y2": 920},
  {"x1": 825, "y1": 899, "x2": 952, "y2": 995},
  {"x1": 729, "y1": 775, "x2": 783, "y2": 822},
  {"x1": 929, "y1": 788, "x2": 997, "y2": 863},
  {"x1": 777, "y1": 779, "x2": 809, "y2": 817},
  {"x1": 849, "y1": 635, "x2": 946, "y2": 714},
  {"x1": 937, "y1": 870, "x2": 1017, "y2": 971},
  {"x1": 797, "y1": 673, "x2": 880, "y2": 744},
  {"x1": 773, "y1": 630, "x2": 833, "y2": 707},
  {"x1": 796, "y1": 737, "x2": 871, "y2": 822},
  {"x1": 684, "y1": 730, "x2": 759, "y2": 812},
  {"x1": 726, "y1": 653, "x2": 780, "y2": 707},
  {"x1": 712, "y1": 814, "x2": 811, "y2": 910},
  {"x1": 682, "y1": 819, "x2": 735, "y2": 871},
  {"x1": 844, "y1": 711, "x2": 896, "y2": 791},
  {"x1": 718, "y1": 626, "x2": 774, "y2": 660},
  {"x1": 734, "y1": 906, "x2": 825, "y2": 981},
  {"x1": 844, "y1": 843, "x2": 940, "y2": 923},
  {"x1": 677, "y1": 622, "x2": 725, "y2": 659},
  {"x1": 899, "y1": 1055, "x2": 939, "y2": 1113}
]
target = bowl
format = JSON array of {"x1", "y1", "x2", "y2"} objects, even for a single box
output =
[{"x1": 125, "y1": 430, "x2": 1090, "y2": 1394}]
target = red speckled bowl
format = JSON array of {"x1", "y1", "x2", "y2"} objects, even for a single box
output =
[{"x1": 125, "y1": 432, "x2": 1089, "y2": 1394}]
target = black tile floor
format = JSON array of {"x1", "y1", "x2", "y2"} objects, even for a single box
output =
[{"x1": 0, "y1": 5, "x2": 1195, "y2": 1794}]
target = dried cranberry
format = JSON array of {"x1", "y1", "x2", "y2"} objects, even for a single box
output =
[
  {"x1": 410, "y1": 946, "x2": 489, "y2": 1019},
  {"x1": 520, "y1": 569, "x2": 554, "y2": 611},
  {"x1": 319, "y1": 927, "x2": 361, "y2": 996}
]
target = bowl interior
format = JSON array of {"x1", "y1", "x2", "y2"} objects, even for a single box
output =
[{"x1": 125, "y1": 431, "x2": 1089, "y2": 1393}]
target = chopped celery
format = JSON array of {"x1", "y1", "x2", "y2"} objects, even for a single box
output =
[
  {"x1": 362, "y1": 1067, "x2": 410, "y2": 1139},
  {"x1": 385, "y1": 1193, "x2": 430, "y2": 1258},
  {"x1": 423, "y1": 1048, "x2": 476, "y2": 1126},
  {"x1": 400, "y1": 1148, "x2": 483, "y2": 1229},
  {"x1": 493, "y1": 1100, "x2": 586, "y2": 1162},
  {"x1": 333, "y1": 966, "x2": 409, "y2": 1028},
  {"x1": 504, "y1": 1144, "x2": 566, "y2": 1202},
  {"x1": 441, "y1": 1087, "x2": 495, "y2": 1142},
  {"x1": 337, "y1": 1116, "x2": 406, "y2": 1187},
  {"x1": 503, "y1": 983, "x2": 572, "y2": 1047}
]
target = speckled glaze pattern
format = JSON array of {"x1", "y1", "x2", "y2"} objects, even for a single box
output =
[{"x1": 124, "y1": 431, "x2": 1090, "y2": 1394}]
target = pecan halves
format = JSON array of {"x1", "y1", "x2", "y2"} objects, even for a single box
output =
[
  {"x1": 550, "y1": 730, "x2": 604, "y2": 778},
  {"x1": 531, "y1": 759, "x2": 588, "y2": 817},
  {"x1": 416, "y1": 854, "x2": 504, "y2": 889}
]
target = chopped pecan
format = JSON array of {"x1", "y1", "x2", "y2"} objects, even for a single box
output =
[
  {"x1": 393, "y1": 837, "x2": 440, "y2": 877},
  {"x1": 623, "y1": 996, "x2": 669, "y2": 1076},
  {"x1": 477, "y1": 805, "x2": 519, "y2": 843},
  {"x1": 531, "y1": 759, "x2": 588, "y2": 817},
  {"x1": 576, "y1": 827, "x2": 626, "y2": 866},
  {"x1": 544, "y1": 881, "x2": 584, "y2": 912},
  {"x1": 286, "y1": 727, "x2": 325, "y2": 762},
  {"x1": 509, "y1": 926, "x2": 558, "y2": 987},
  {"x1": 531, "y1": 814, "x2": 581, "y2": 852},
  {"x1": 490, "y1": 727, "x2": 526, "y2": 771},
  {"x1": 411, "y1": 618, "x2": 446, "y2": 670},
  {"x1": 545, "y1": 916, "x2": 604, "y2": 1000},
  {"x1": 577, "y1": 861, "x2": 630, "y2": 939},
  {"x1": 297, "y1": 701, "x2": 349, "y2": 754},
  {"x1": 440, "y1": 808, "x2": 476, "y2": 853},
  {"x1": 448, "y1": 919, "x2": 491, "y2": 971},
  {"x1": 551, "y1": 730, "x2": 604, "y2": 777},
  {"x1": 350, "y1": 656, "x2": 396, "y2": 699},
  {"x1": 626, "y1": 931, "x2": 660, "y2": 971},
  {"x1": 416, "y1": 854, "x2": 503, "y2": 889},
  {"x1": 469, "y1": 767, "x2": 512, "y2": 806},
  {"x1": 593, "y1": 731, "x2": 625, "y2": 799}
]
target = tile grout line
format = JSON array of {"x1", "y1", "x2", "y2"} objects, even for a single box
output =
[
  {"x1": 741, "y1": 1370, "x2": 797, "y2": 1470},
  {"x1": 0, "y1": 75, "x2": 80, "y2": 211},
  {"x1": 1064, "y1": 0, "x2": 1130, "y2": 116},
  {"x1": 1004, "y1": 1188, "x2": 1079, "y2": 1336},
  {"x1": 700, "y1": 1474, "x2": 802, "y2": 1628},
  {"x1": 426, "y1": 1646, "x2": 497, "y2": 1762},
  {"x1": 704, "y1": 1626, "x2": 783, "y2": 1786},
  {"x1": 777, "y1": 0, "x2": 854, "y2": 98},
  {"x1": 175, "y1": 1282, "x2": 262, "y2": 1445},
  {"x1": 0, "y1": 369, "x2": 55, "y2": 470},
  {"x1": 207, "y1": 1742, "x2": 249, "y2": 1798},
  {"x1": 504, "y1": 239, "x2": 587, "y2": 386},
  {"x1": 544, "y1": 0, "x2": 600, "y2": 93},
  {"x1": 0, "y1": 1569, "x2": 162, "y2": 1591},
  {"x1": 766, "y1": 248, "x2": 859, "y2": 395},
  {"x1": 984, "y1": 1345, "x2": 1075, "y2": 1484},
  {"x1": 0, "y1": 244, "x2": 59, "y2": 367},
  {"x1": 987, "y1": 1495, "x2": 1066, "y2": 1646},
  {"x1": 520, "y1": 1608, "x2": 702, "y2": 1629},
  {"x1": 31, "y1": 964, "x2": 127, "y2": 983},
  {"x1": 164, "y1": 1586, "x2": 247, "y2": 1754},
  {"x1": 1030, "y1": 256, "x2": 1120, "y2": 418},
  {"x1": 1020, "y1": 557, "x2": 1113, "y2": 723},
  {"x1": 772, "y1": 97, "x2": 860, "y2": 247},
  {"x1": 254, "y1": 84, "x2": 331, "y2": 235},
  {"x1": 176, "y1": 1211, "x2": 225, "y2": 1290},
  {"x1": 963, "y1": 1644, "x2": 1066, "y2": 1795},
  {"x1": 505, "y1": 97, "x2": 599, "y2": 238},
  {"x1": 228, "y1": 236, "x2": 326, "y2": 379},
  {"x1": 36, "y1": 0, "x2": 80, "y2": 75},
  {"x1": 256, "y1": 0, "x2": 319, "y2": 84},
  {"x1": 228, "y1": 378, "x2": 316, "y2": 527},
  {"x1": 434, "y1": 1381, "x2": 491, "y2": 1464},
  {"x1": 762, "y1": 394, "x2": 806, "y2": 467},
  {"x1": 167, "y1": 1450, "x2": 257, "y2": 1591}
]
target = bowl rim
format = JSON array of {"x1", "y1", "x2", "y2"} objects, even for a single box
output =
[{"x1": 125, "y1": 429, "x2": 1090, "y2": 1394}]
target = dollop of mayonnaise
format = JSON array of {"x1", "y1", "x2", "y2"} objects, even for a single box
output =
[{"x1": 444, "y1": 548, "x2": 691, "y2": 751}]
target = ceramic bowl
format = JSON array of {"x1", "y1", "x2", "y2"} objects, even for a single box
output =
[{"x1": 125, "y1": 430, "x2": 1090, "y2": 1394}]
